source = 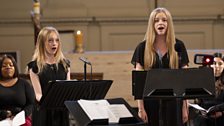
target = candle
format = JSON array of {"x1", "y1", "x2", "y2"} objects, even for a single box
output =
[
  {"x1": 75, "y1": 30, "x2": 84, "y2": 53},
  {"x1": 33, "y1": 2, "x2": 40, "y2": 15}
]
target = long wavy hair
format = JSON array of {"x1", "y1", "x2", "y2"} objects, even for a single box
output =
[
  {"x1": 215, "y1": 71, "x2": 224, "y2": 97},
  {"x1": 144, "y1": 7, "x2": 178, "y2": 69},
  {"x1": 31, "y1": 26, "x2": 68, "y2": 73},
  {"x1": 213, "y1": 53, "x2": 224, "y2": 96}
]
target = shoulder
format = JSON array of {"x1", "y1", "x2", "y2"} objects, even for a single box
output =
[
  {"x1": 133, "y1": 40, "x2": 146, "y2": 57},
  {"x1": 135, "y1": 40, "x2": 146, "y2": 51},
  {"x1": 175, "y1": 38, "x2": 187, "y2": 51},
  {"x1": 64, "y1": 59, "x2": 70, "y2": 67},
  {"x1": 27, "y1": 61, "x2": 38, "y2": 73},
  {"x1": 60, "y1": 58, "x2": 70, "y2": 67},
  {"x1": 27, "y1": 61, "x2": 36, "y2": 66},
  {"x1": 17, "y1": 78, "x2": 30, "y2": 85},
  {"x1": 175, "y1": 38, "x2": 185, "y2": 46},
  {"x1": 17, "y1": 78, "x2": 32, "y2": 88},
  {"x1": 131, "y1": 40, "x2": 146, "y2": 66},
  {"x1": 138, "y1": 40, "x2": 146, "y2": 48}
]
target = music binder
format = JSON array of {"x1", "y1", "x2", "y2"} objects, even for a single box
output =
[
  {"x1": 39, "y1": 80, "x2": 113, "y2": 109},
  {"x1": 65, "y1": 98, "x2": 147, "y2": 126}
]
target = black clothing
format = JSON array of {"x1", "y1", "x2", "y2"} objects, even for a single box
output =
[
  {"x1": 194, "y1": 85, "x2": 224, "y2": 126},
  {"x1": 0, "y1": 78, "x2": 35, "y2": 120},
  {"x1": 131, "y1": 39, "x2": 189, "y2": 126},
  {"x1": 27, "y1": 60, "x2": 70, "y2": 126},
  {"x1": 131, "y1": 39, "x2": 189, "y2": 68}
]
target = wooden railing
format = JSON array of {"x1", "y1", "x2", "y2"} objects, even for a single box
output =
[{"x1": 19, "y1": 72, "x2": 103, "y2": 81}]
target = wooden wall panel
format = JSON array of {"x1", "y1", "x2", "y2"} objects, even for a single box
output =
[
  {"x1": 101, "y1": 25, "x2": 146, "y2": 51},
  {"x1": 109, "y1": 33, "x2": 145, "y2": 51}
]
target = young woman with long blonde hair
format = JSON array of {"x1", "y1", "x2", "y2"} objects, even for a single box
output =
[
  {"x1": 28, "y1": 26, "x2": 70, "y2": 126},
  {"x1": 132, "y1": 7, "x2": 189, "y2": 126}
]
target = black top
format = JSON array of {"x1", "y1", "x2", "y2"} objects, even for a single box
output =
[
  {"x1": 200, "y1": 80, "x2": 224, "y2": 126},
  {"x1": 131, "y1": 39, "x2": 189, "y2": 126},
  {"x1": 27, "y1": 60, "x2": 70, "y2": 126},
  {"x1": 131, "y1": 39, "x2": 189, "y2": 69},
  {"x1": 27, "y1": 60, "x2": 70, "y2": 96},
  {"x1": 0, "y1": 78, "x2": 35, "y2": 117}
]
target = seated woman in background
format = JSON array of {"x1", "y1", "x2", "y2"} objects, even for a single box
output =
[
  {"x1": 0, "y1": 55, "x2": 35, "y2": 126},
  {"x1": 194, "y1": 52, "x2": 224, "y2": 126}
]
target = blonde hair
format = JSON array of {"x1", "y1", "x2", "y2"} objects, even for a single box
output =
[
  {"x1": 32, "y1": 26, "x2": 68, "y2": 73},
  {"x1": 144, "y1": 7, "x2": 178, "y2": 69}
]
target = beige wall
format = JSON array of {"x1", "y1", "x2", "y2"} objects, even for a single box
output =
[
  {"x1": 0, "y1": 1, "x2": 224, "y2": 104},
  {"x1": 1, "y1": 1, "x2": 224, "y2": 66},
  {"x1": 0, "y1": 25, "x2": 34, "y2": 73}
]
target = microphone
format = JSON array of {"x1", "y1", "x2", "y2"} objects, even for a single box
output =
[
  {"x1": 79, "y1": 57, "x2": 93, "y2": 82},
  {"x1": 79, "y1": 57, "x2": 91, "y2": 65}
]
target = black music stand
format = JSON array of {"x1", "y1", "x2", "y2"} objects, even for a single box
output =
[
  {"x1": 142, "y1": 67, "x2": 215, "y2": 126},
  {"x1": 39, "y1": 80, "x2": 113, "y2": 109},
  {"x1": 132, "y1": 70, "x2": 147, "y2": 99},
  {"x1": 65, "y1": 98, "x2": 147, "y2": 126},
  {"x1": 143, "y1": 67, "x2": 215, "y2": 99}
]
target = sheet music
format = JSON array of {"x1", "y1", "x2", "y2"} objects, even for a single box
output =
[
  {"x1": 78, "y1": 99, "x2": 110, "y2": 120},
  {"x1": 0, "y1": 118, "x2": 11, "y2": 126},
  {"x1": 107, "y1": 104, "x2": 133, "y2": 123},
  {"x1": 189, "y1": 103, "x2": 217, "y2": 114},
  {"x1": 188, "y1": 103, "x2": 206, "y2": 112},
  {"x1": 12, "y1": 110, "x2": 25, "y2": 126},
  {"x1": 0, "y1": 110, "x2": 25, "y2": 126},
  {"x1": 78, "y1": 100, "x2": 133, "y2": 123}
]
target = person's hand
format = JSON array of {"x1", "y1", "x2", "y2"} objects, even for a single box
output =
[
  {"x1": 182, "y1": 100, "x2": 188, "y2": 123},
  {"x1": 182, "y1": 108, "x2": 188, "y2": 123},
  {"x1": 207, "y1": 105, "x2": 218, "y2": 114},
  {"x1": 36, "y1": 94, "x2": 42, "y2": 102},
  {"x1": 138, "y1": 109, "x2": 148, "y2": 123},
  {"x1": 6, "y1": 110, "x2": 12, "y2": 118}
]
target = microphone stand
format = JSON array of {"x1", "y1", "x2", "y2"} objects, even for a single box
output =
[
  {"x1": 80, "y1": 57, "x2": 93, "y2": 99},
  {"x1": 84, "y1": 62, "x2": 87, "y2": 82},
  {"x1": 82, "y1": 61, "x2": 93, "y2": 99}
]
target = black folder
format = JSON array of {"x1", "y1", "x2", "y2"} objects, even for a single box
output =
[{"x1": 39, "y1": 80, "x2": 113, "y2": 109}]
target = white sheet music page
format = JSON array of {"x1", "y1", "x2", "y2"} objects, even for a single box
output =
[
  {"x1": 0, "y1": 118, "x2": 12, "y2": 126},
  {"x1": 78, "y1": 99, "x2": 110, "y2": 120},
  {"x1": 12, "y1": 110, "x2": 25, "y2": 126},
  {"x1": 188, "y1": 103, "x2": 217, "y2": 114},
  {"x1": 188, "y1": 103, "x2": 207, "y2": 112},
  {"x1": 0, "y1": 110, "x2": 25, "y2": 126},
  {"x1": 107, "y1": 104, "x2": 133, "y2": 123}
]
